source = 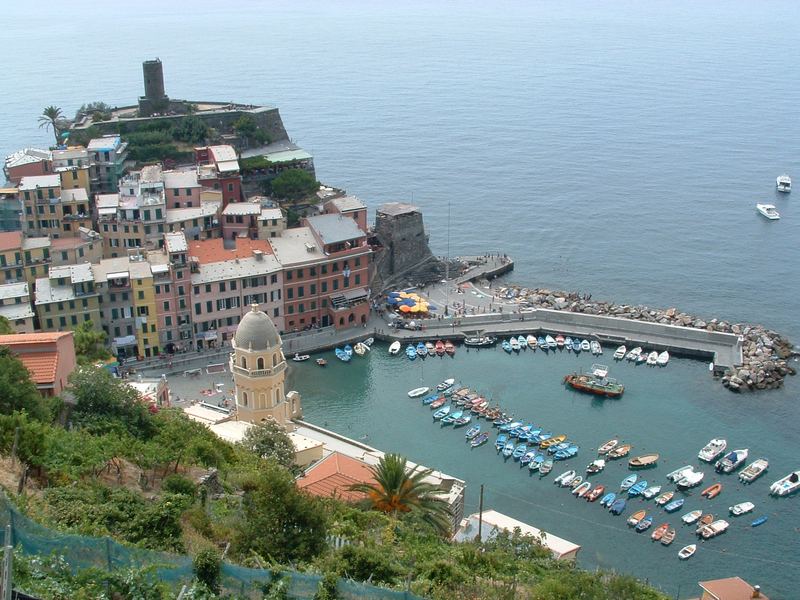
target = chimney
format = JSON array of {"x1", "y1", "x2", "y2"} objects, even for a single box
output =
[
  {"x1": 752, "y1": 585, "x2": 761, "y2": 598},
  {"x1": 253, "y1": 249, "x2": 263, "y2": 260}
]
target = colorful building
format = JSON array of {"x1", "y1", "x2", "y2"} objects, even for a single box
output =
[
  {"x1": 0, "y1": 331, "x2": 76, "y2": 397},
  {"x1": 195, "y1": 145, "x2": 242, "y2": 207},
  {"x1": 34, "y1": 263, "x2": 101, "y2": 334},
  {"x1": 3, "y1": 148, "x2": 52, "y2": 185},
  {"x1": 87, "y1": 135, "x2": 128, "y2": 193},
  {"x1": 0, "y1": 282, "x2": 35, "y2": 332}
]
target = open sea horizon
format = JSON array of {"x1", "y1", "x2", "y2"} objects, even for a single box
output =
[{"x1": 8, "y1": 1, "x2": 800, "y2": 597}]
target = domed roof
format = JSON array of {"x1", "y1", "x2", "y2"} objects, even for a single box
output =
[{"x1": 234, "y1": 304, "x2": 281, "y2": 351}]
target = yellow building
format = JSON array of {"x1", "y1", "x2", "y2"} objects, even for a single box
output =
[
  {"x1": 130, "y1": 265, "x2": 159, "y2": 357},
  {"x1": 52, "y1": 146, "x2": 92, "y2": 196},
  {"x1": 34, "y1": 263, "x2": 101, "y2": 332}
]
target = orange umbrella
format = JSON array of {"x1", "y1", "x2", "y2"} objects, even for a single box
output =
[{"x1": 399, "y1": 305, "x2": 412, "y2": 313}]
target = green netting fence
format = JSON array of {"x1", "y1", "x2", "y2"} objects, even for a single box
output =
[{"x1": 0, "y1": 494, "x2": 424, "y2": 599}]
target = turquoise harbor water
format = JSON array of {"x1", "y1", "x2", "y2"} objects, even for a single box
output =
[{"x1": 5, "y1": 0, "x2": 800, "y2": 597}]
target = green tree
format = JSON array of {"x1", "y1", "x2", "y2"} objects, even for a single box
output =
[
  {"x1": 238, "y1": 419, "x2": 295, "y2": 468},
  {"x1": 234, "y1": 463, "x2": 327, "y2": 563},
  {"x1": 0, "y1": 347, "x2": 48, "y2": 421},
  {"x1": 0, "y1": 316, "x2": 14, "y2": 334},
  {"x1": 192, "y1": 549, "x2": 222, "y2": 595},
  {"x1": 72, "y1": 320, "x2": 111, "y2": 364},
  {"x1": 70, "y1": 366, "x2": 154, "y2": 437},
  {"x1": 233, "y1": 114, "x2": 259, "y2": 147},
  {"x1": 270, "y1": 169, "x2": 320, "y2": 200},
  {"x1": 38, "y1": 105, "x2": 64, "y2": 145},
  {"x1": 349, "y1": 453, "x2": 452, "y2": 536},
  {"x1": 75, "y1": 101, "x2": 113, "y2": 122},
  {"x1": 174, "y1": 115, "x2": 209, "y2": 143}
]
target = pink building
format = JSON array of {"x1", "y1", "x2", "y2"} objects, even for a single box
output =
[
  {"x1": 4, "y1": 148, "x2": 52, "y2": 185},
  {"x1": 195, "y1": 145, "x2": 242, "y2": 207},
  {"x1": 323, "y1": 195, "x2": 368, "y2": 233},
  {"x1": 222, "y1": 201, "x2": 261, "y2": 240},
  {"x1": 0, "y1": 331, "x2": 76, "y2": 397},
  {"x1": 150, "y1": 232, "x2": 194, "y2": 352},
  {"x1": 163, "y1": 169, "x2": 202, "y2": 209}
]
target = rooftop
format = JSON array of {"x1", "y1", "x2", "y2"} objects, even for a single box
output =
[
  {"x1": 0, "y1": 332, "x2": 73, "y2": 346},
  {"x1": 239, "y1": 140, "x2": 303, "y2": 159},
  {"x1": 330, "y1": 195, "x2": 366, "y2": 213},
  {"x1": 34, "y1": 277, "x2": 76, "y2": 304},
  {"x1": 164, "y1": 232, "x2": 188, "y2": 254},
  {"x1": 87, "y1": 136, "x2": 121, "y2": 151},
  {"x1": 454, "y1": 509, "x2": 581, "y2": 560},
  {"x1": 51, "y1": 147, "x2": 88, "y2": 161},
  {"x1": 19, "y1": 174, "x2": 61, "y2": 191},
  {"x1": 259, "y1": 207, "x2": 284, "y2": 221},
  {"x1": 95, "y1": 193, "x2": 120, "y2": 209},
  {"x1": 49, "y1": 234, "x2": 99, "y2": 250},
  {"x1": 5, "y1": 148, "x2": 51, "y2": 169},
  {"x1": 268, "y1": 227, "x2": 322, "y2": 267},
  {"x1": 61, "y1": 188, "x2": 89, "y2": 202},
  {"x1": 165, "y1": 202, "x2": 220, "y2": 224},
  {"x1": 297, "y1": 451, "x2": 375, "y2": 502},
  {"x1": 263, "y1": 149, "x2": 313, "y2": 164},
  {"x1": 0, "y1": 231, "x2": 22, "y2": 251},
  {"x1": 91, "y1": 256, "x2": 151, "y2": 284},
  {"x1": 187, "y1": 237, "x2": 273, "y2": 265},
  {"x1": 0, "y1": 282, "x2": 30, "y2": 301},
  {"x1": 21, "y1": 237, "x2": 51, "y2": 251},
  {"x1": 191, "y1": 254, "x2": 281, "y2": 285},
  {"x1": 698, "y1": 577, "x2": 769, "y2": 600},
  {"x1": 377, "y1": 202, "x2": 419, "y2": 217},
  {"x1": 164, "y1": 169, "x2": 200, "y2": 189},
  {"x1": 0, "y1": 303, "x2": 35, "y2": 322},
  {"x1": 222, "y1": 202, "x2": 261, "y2": 216},
  {"x1": 306, "y1": 213, "x2": 365, "y2": 246}
]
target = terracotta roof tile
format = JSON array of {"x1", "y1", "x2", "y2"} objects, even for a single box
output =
[
  {"x1": 0, "y1": 231, "x2": 23, "y2": 252},
  {"x1": 0, "y1": 332, "x2": 72, "y2": 345},
  {"x1": 698, "y1": 577, "x2": 768, "y2": 600},
  {"x1": 16, "y1": 351, "x2": 59, "y2": 385},
  {"x1": 187, "y1": 238, "x2": 273, "y2": 265},
  {"x1": 297, "y1": 452, "x2": 376, "y2": 502}
]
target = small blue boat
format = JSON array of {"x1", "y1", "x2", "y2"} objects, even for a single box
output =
[
  {"x1": 628, "y1": 480, "x2": 648, "y2": 497},
  {"x1": 405, "y1": 344, "x2": 416, "y2": 360},
  {"x1": 517, "y1": 335, "x2": 527, "y2": 349},
  {"x1": 635, "y1": 515, "x2": 654, "y2": 531},
  {"x1": 465, "y1": 425, "x2": 481, "y2": 440},
  {"x1": 520, "y1": 450, "x2": 537, "y2": 465},
  {"x1": 452, "y1": 415, "x2": 471, "y2": 427},
  {"x1": 549, "y1": 441, "x2": 570, "y2": 454},
  {"x1": 512, "y1": 444, "x2": 528, "y2": 460},
  {"x1": 554, "y1": 445, "x2": 579, "y2": 460},
  {"x1": 501, "y1": 340, "x2": 513, "y2": 353},
  {"x1": 432, "y1": 406, "x2": 450, "y2": 420},
  {"x1": 528, "y1": 454, "x2": 545, "y2": 471},
  {"x1": 502, "y1": 441, "x2": 515, "y2": 458},
  {"x1": 335, "y1": 347, "x2": 351, "y2": 362},
  {"x1": 499, "y1": 421, "x2": 523, "y2": 432},
  {"x1": 344, "y1": 344, "x2": 353, "y2": 357},
  {"x1": 422, "y1": 393, "x2": 439, "y2": 405},
  {"x1": 751, "y1": 515, "x2": 768, "y2": 527},
  {"x1": 600, "y1": 492, "x2": 616, "y2": 507},
  {"x1": 495, "y1": 434, "x2": 508, "y2": 451},
  {"x1": 470, "y1": 432, "x2": 490, "y2": 448},
  {"x1": 441, "y1": 410, "x2": 463, "y2": 425},
  {"x1": 416, "y1": 342, "x2": 427, "y2": 357},
  {"x1": 565, "y1": 336, "x2": 573, "y2": 351},
  {"x1": 664, "y1": 498, "x2": 685, "y2": 513},
  {"x1": 620, "y1": 474, "x2": 638, "y2": 491},
  {"x1": 572, "y1": 339, "x2": 582, "y2": 352},
  {"x1": 610, "y1": 498, "x2": 627, "y2": 515},
  {"x1": 537, "y1": 432, "x2": 554, "y2": 444},
  {"x1": 537, "y1": 336, "x2": 548, "y2": 350}
]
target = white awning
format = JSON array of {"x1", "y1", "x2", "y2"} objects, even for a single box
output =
[
  {"x1": 107, "y1": 271, "x2": 130, "y2": 280},
  {"x1": 113, "y1": 335, "x2": 137, "y2": 347}
]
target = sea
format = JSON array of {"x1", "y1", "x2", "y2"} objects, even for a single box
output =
[{"x1": 6, "y1": 1, "x2": 800, "y2": 597}]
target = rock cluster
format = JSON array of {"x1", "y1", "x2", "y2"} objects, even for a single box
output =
[{"x1": 494, "y1": 285, "x2": 796, "y2": 393}]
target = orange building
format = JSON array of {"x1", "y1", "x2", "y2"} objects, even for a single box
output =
[{"x1": 0, "y1": 331, "x2": 77, "y2": 397}]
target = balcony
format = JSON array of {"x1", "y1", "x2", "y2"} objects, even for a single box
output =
[{"x1": 231, "y1": 362, "x2": 286, "y2": 378}]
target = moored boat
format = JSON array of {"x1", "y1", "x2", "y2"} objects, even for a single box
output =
[
  {"x1": 435, "y1": 340, "x2": 445, "y2": 356},
  {"x1": 316, "y1": 358, "x2": 327, "y2": 366},
  {"x1": 628, "y1": 480, "x2": 648, "y2": 497},
  {"x1": 620, "y1": 474, "x2": 638, "y2": 491},
  {"x1": 568, "y1": 476, "x2": 583, "y2": 489},
  {"x1": 739, "y1": 458, "x2": 769, "y2": 483},
  {"x1": 436, "y1": 378, "x2": 456, "y2": 392},
  {"x1": 776, "y1": 173, "x2": 792, "y2": 193},
  {"x1": 545, "y1": 335, "x2": 557, "y2": 349},
  {"x1": 463, "y1": 336, "x2": 495, "y2": 347},
  {"x1": 501, "y1": 340, "x2": 513, "y2": 353},
  {"x1": 651, "y1": 523, "x2": 669, "y2": 541},
  {"x1": 701, "y1": 482, "x2": 723, "y2": 499},
  {"x1": 607, "y1": 444, "x2": 632, "y2": 460},
  {"x1": 664, "y1": 498, "x2": 685, "y2": 513},
  {"x1": 715, "y1": 448, "x2": 748, "y2": 473},
  {"x1": 586, "y1": 485, "x2": 605, "y2": 502},
  {"x1": 429, "y1": 397, "x2": 447, "y2": 409},
  {"x1": 465, "y1": 425, "x2": 481, "y2": 440},
  {"x1": 769, "y1": 470, "x2": 800, "y2": 496},
  {"x1": 554, "y1": 470, "x2": 576, "y2": 486},
  {"x1": 598, "y1": 439, "x2": 619, "y2": 455},
  {"x1": 600, "y1": 492, "x2": 616, "y2": 507},
  {"x1": 441, "y1": 409, "x2": 463, "y2": 424},
  {"x1": 751, "y1": 515, "x2": 768, "y2": 527},
  {"x1": 571, "y1": 338, "x2": 582, "y2": 352},
  {"x1": 580, "y1": 339, "x2": 591, "y2": 352},
  {"x1": 695, "y1": 514, "x2": 714, "y2": 533},
  {"x1": 452, "y1": 415, "x2": 472, "y2": 427},
  {"x1": 656, "y1": 351, "x2": 669, "y2": 366},
  {"x1": 635, "y1": 515, "x2": 653, "y2": 531},
  {"x1": 756, "y1": 203, "x2": 780, "y2": 220},
  {"x1": 590, "y1": 340, "x2": 602, "y2": 355},
  {"x1": 609, "y1": 498, "x2": 627, "y2": 515},
  {"x1": 470, "y1": 432, "x2": 490, "y2": 448},
  {"x1": 681, "y1": 509, "x2": 702, "y2": 525},
  {"x1": 494, "y1": 434, "x2": 508, "y2": 451},
  {"x1": 353, "y1": 343, "x2": 366, "y2": 356},
  {"x1": 625, "y1": 347, "x2": 642, "y2": 362},
  {"x1": 572, "y1": 481, "x2": 592, "y2": 497},
  {"x1": 646, "y1": 351, "x2": 659, "y2": 365},
  {"x1": 408, "y1": 386, "x2": 430, "y2": 398},
  {"x1": 388, "y1": 341, "x2": 401, "y2": 355},
  {"x1": 555, "y1": 334, "x2": 565, "y2": 348},
  {"x1": 416, "y1": 342, "x2": 427, "y2": 357},
  {"x1": 509, "y1": 337, "x2": 520, "y2": 352},
  {"x1": 628, "y1": 453, "x2": 659, "y2": 469},
  {"x1": 613, "y1": 345, "x2": 627, "y2": 360},
  {"x1": 642, "y1": 485, "x2": 662, "y2": 500},
  {"x1": 678, "y1": 544, "x2": 696, "y2": 560},
  {"x1": 405, "y1": 344, "x2": 417, "y2": 360},
  {"x1": 666, "y1": 465, "x2": 694, "y2": 482},
  {"x1": 698, "y1": 438, "x2": 727, "y2": 462},
  {"x1": 677, "y1": 470, "x2": 705, "y2": 490},
  {"x1": 292, "y1": 353, "x2": 310, "y2": 362},
  {"x1": 660, "y1": 527, "x2": 676, "y2": 546},
  {"x1": 517, "y1": 335, "x2": 527, "y2": 349},
  {"x1": 432, "y1": 406, "x2": 451, "y2": 420},
  {"x1": 627, "y1": 510, "x2": 647, "y2": 526},
  {"x1": 564, "y1": 364, "x2": 624, "y2": 398},
  {"x1": 539, "y1": 458, "x2": 554, "y2": 475},
  {"x1": 729, "y1": 501, "x2": 755, "y2": 516},
  {"x1": 526, "y1": 334, "x2": 537, "y2": 349},
  {"x1": 586, "y1": 459, "x2": 606, "y2": 475},
  {"x1": 699, "y1": 519, "x2": 729, "y2": 539},
  {"x1": 336, "y1": 347, "x2": 351, "y2": 362}
]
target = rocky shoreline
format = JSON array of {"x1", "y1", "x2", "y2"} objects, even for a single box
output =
[{"x1": 491, "y1": 285, "x2": 796, "y2": 393}]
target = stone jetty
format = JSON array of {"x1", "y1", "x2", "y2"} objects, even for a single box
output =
[{"x1": 492, "y1": 285, "x2": 795, "y2": 393}]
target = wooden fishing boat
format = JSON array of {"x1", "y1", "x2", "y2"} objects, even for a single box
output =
[
  {"x1": 586, "y1": 485, "x2": 605, "y2": 502},
  {"x1": 564, "y1": 364, "x2": 624, "y2": 398},
  {"x1": 445, "y1": 341, "x2": 456, "y2": 356},
  {"x1": 681, "y1": 509, "x2": 703, "y2": 525},
  {"x1": 353, "y1": 343, "x2": 366, "y2": 356},
  {"x1": 416, "y1": 342, "x2": 427, "y2": 357},
  {"x1": 610, "y1": 498, "x2": 627, "y2": 515},
  {"x1": 628, "y1": 480, "x2": 648, "y2": 497},
  {"x1": 660, "y1": 527, "x2": 676, "y2": 546},
  {"x1": 526, "y1": 335, "x2": 537, "y2": 349},
  {"x1": 635, "y1": 515, "x2": 653, "y2": 532},
  {"x1": 429, "y1": 397, "x2": 447, "y2": 410},
  {"x1": 664, "y1": 498, "x2": 685, "y2": 513},
  {"x1": 651, "y1": 523, "x2": 669, "y2": 541},
  {"x1": 597, "y1": 439, "x2": 619, "y2": 455},
  {"x1": 435, "y1": 340, "x2": 445, "y2": 356},
  {"x1": 620, "y1": 474, "x2": 638, "y2": 491},
  {"x1": 607, "y1": 444, "x2": 632, "y2": 459},
  {"x1": 539, "y1": 458, "x2": 554, "y2": 475},
  {"x1": 539, "y1": 434, "x2": 566, "y2": 449},
  {"x1": 436, "y1": 378, "x2": 456, "y2": 392},
  {"x1": 613, "y1": 345, "x2": 627, "y2": 359},
  {"x1": 408, "y1": 386, "x2": 430, "y2": 398},
  {"x1": 694, "y1": 514, "x2": 714, "y2": 534},
  {"x1": 701, "y1": 483, "x2": 723, "y2": 499},
  {"x1": 654, "y1": 491, "x2": 675, "y2": 506},
  {"x1": 627, "y1": 510, "x2": 647, "y2": 527},
  {"x1": 642, "y1": 485, "x2": 662, "y2": 500},
  {"x1": 388, "y1": 340, "x2": 401, "y2": 355},
  {"x1": 678, "y1": 544, "x2": 696, "y2": 560},
  {"x1": 628, "y1": 453, "x2": 659, "y2": 469},
  {"x1": 470, "y1": 432, "x2": 490, "y2": 448}
]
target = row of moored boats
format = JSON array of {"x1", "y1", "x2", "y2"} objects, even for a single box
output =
[{"x1": 612, "y1": 345, "x2": 670, "y2": 366}]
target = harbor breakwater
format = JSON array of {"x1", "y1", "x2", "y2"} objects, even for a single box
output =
[{"x1": 491, "y1": 285, "x2": 795, "y2": 392}]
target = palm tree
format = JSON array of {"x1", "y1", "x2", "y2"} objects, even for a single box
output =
[
  {"x1": 38, "y1": 105, "x2": 63, "y2": 145},
  {"x1": 349, "y1": 453, "x2": 452, "y2": 535}
]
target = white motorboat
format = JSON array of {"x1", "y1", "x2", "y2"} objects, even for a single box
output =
[
  {"x1": 681, "y1": 510, "x2": 703, "y2": 525},
  {"x1": 407, "y1": 386, "x2": 430, "y2": 398},
  {"x1": 678, "y1": 544, "x2": 697, "y2": 560},
  {"x1": 586, "y1": 459, "x2": 606, "y2": 475},
  {"x1": 292, "y1": 353, "x2": 310, "y2": 362},
  {"x1": 554, "y1": 470, "x2": 577, "y2": 486},
  {"x1": 613, "y1": 345, "x2": 627, "y2": 360},
  {"x1": 666, "y1": 465, "x2": 694, "y2": 482},
  {"x1": 436, "y1": 378, "x2": 456, "y2": 392},
  {"x1": 526, "y1": 335, "x2": 537, "y2": 349},
  {"x1": 715, "y1": 448, "x2": 749, "y2": 473},
  {"x1": 776, "y1": 174, "x2": 792, "y2": 193},
  {"x1": 363, "y1": 337, "x2": 374, "y2": 347},
  {"x1": 770, "y1": 471, "x2": 800, "y2": 496},
  {"x1": 388, "y1": 341, "x2": 401, "y2": 355},
  {"x1": 729, "y1": 502, "x2": 755, "y2": 516},
  {"x1": 739, "y1": 458, "x2": 769, "y2": 483},
  {"x1": 646, "y1": 351, "x2": 659, "y2": 365},
  {"x1": 698, "y1": 438, "x2": 727, "y2": 462},
  {"x1": 656, "y1": 351, "x2": 669, "y2": 366},
  {"x1": 677, "y1": 470, "x2": 705, "y2": 490},
  {"x1": 580, "y1": 339, "x2": 591, "y2": 352},
  {"x1": 699, "y1": 519, "x2": 729, "y2": 539},
  {"x1": 625, "y1": 347, "x2": 642, "y2": 361},
  {"x1": 545, "y1": 335, "x2": 557, "y2": 349},
  {"x1": 756, "y1": 203, "x2": 780, "y2": 220},
  {"x1": 642, "y1": 485, "x2": 662, "y2": 500},
  {"x1": 590, "y1": 340, "x2": 602, "y2": 355}
]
